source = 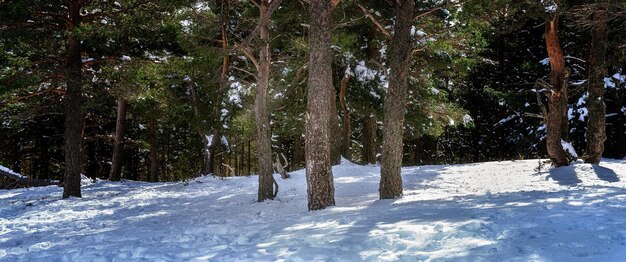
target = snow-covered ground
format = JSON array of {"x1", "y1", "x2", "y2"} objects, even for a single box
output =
[{"x1": 2, "y1": 159, "x2": 626, "y2": 261}]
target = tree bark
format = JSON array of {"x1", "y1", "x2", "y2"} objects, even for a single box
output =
[
  {"x1": 109, "y1": 96, "x2": 127, "y2": 181},
  {"x1": 248, "y1": 138, "x2": 252, "y2": 176},
  {"x1": 339, "y1": 72, "x2": 352, "y2": 160},
  {"x1": 330, "y1": 85, "x2": 342, "y2": 165},
  {"x1": 360, "y1": 29, "x2": 378, "y2": 165},
  {"x1": 63, "y1": 0, "x2": 83, "y2": 198},
  {"x1": 362, "y1": 113, "x2": 377, "y2": 164},
  {"x1": 306, "y1": 0, "x2": 335, "y2": 211},
  {"x1": 293, "y1": 133, "x2": 304, "y2": 170},
  {"x1": 544, "y1": 4, "x2": 570, "y2": 167},
  {"x1": 149, "y1": 103, "x2": 159, "y2": 182},
  {"x1": 256, "y1": 0, "x2": 276, "y2": 202},
  {"x1": 379, "y1": 0, "x2": 414, "y2": 199},
  {"x1": 208, "y1": 130, "x2": 222, "y2": 175},
  {"x1": 583, "y1": 3, "x2": 607, "y2": 164},
  {"x1": 206, "y1": 0, "x2": 231, "y2": 177},
  {"x1": 35, "y1": 135, "x2": 50, "y2": 180},
  {"x1": 186, "y1": 77, "x2": 212, "y2": 174}
]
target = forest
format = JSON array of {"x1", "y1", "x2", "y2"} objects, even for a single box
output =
[
  {"x1": 2, "y1": 0, "x2": 626, "y2": 260},
  {"x1": 1, "y1": 0, "x2": 626, "y2": 206}
]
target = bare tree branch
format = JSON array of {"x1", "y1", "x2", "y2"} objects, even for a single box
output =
[
  {"x1": 239, "y1": 46, "x2": 261, "y2": 73},
  {"x1": 232, "y1": 66, "x2": 258, "y2": 79},
  {"x1": 0, "y1": 88, "x2": 65, "y2": 109},
  {"x1": 236, "y1": 0, "x2": 284, "y2": 49},
  {"x1": 357, "y1": 4, "x2": 391, "y2": 39},
  {"x1": 414, "y1": 7, "x2": 442, "y2": 21}
]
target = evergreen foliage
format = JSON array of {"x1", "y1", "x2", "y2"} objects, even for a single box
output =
[{"x1": 1, "y1": 0, "x2": 624, "y2": 192}]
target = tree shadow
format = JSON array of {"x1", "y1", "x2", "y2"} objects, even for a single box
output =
[
  {"x1": 256, "y1": 187, "x2": 626, "y2": 261},
  {"x1": 546, "y1": 164, "x2": 621, "y2": 186},
  {"x1": 546, "y1": 166, "x2": 583, "y2": 186},
  {"x1": 592, "y1": 165, "x2": 620, "y2": 182}
]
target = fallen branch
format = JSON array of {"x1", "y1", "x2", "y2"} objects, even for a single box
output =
[
  {"x1": 0, "y1": 169, "x2": 59, "y2": 190},
  {"x1": 273, "y1": 153, "x2": 290, "y2": 179}
]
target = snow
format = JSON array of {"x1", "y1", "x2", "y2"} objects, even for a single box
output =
[
  {"x1": 463, "y1": 114, "x2": 473, "y2": 125},
  {"x1": 496, "y1": 115, "x2": 516, "y2": 126},
  {"x1": 180, "y1": 20, "x2": 193, "y2": 33},
  {"x1": 605, "y1": 73, "x2": 625, "y2": 89},
  {"x1": 537, "y1": 124, "x2": 547, "y2": 132},
  {"x1": 354, "y1": 61, "x2": 379, "y2": 82},
  {"x1": 577, "y1": 92, "x2": 588, "y2": 106},
  {"x1": 0, "y1": 165, "x2": 25, "y2": 179},
  {"x1": 3, "y1": 159, "x2": 626, "y2": 261},
  {"x1": 561, "y1": 140, "x2": 578, "y2": 158},
  {"x1": 193, "y1": 1, "x2": 210, "y2": 11},
  {"x1": 568, "y1": 107, "x2": 575, "y2": 120},
  {"x1": 220, "y1": 136, "x2": 229, "y2": 148},
  {"x1": 605, "y1": 77, "x2": 616, "y2": 88},
  {"x1": 410, "y1": 26, "x2": 426, "y2": 37},
  {"x1": 578, "y1": 107, "x2": 588, "y2": 121},
  {"x1": 205, "y1": 134, "x2": 214, "y2": 147},
  {"x1": 544, "y1": 1, "x2": 558, "y2": 13},
  {"x1": 204, "y1": 134, "x2": 228, "y2": 148}
]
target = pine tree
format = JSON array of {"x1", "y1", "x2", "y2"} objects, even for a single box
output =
[
  {"x1": 108, "y1": 96, "x2": 127, "y2": 181},
  {"x1": 379, "y1": 0, "x2": 414, "y2": 199},
  {"x1": 306, "y1": 0, "x2": 336, "y2": 211},
  {"x1": 582, "y1": 1, "x2": 608, "y2": 164},
  {"x1": 251, "y1": 0, "x2": 283, "y2": 202}
]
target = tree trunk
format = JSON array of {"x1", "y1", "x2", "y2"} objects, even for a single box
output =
[
  {"x1": 306, "y1": 0, "x2": 335, "y2": 211},
  {"x1": 36, "y1": 135, "x2": 50, "y2": 180},
  {"x1": 362, "y1": 113, "x2": 377, "y2": 164},
  {"x1": 379, "y1": 0, "x2": 414, "y2": 199},
  {"x1": 149, "y1": 103, "x2": 159, "y2": 182},
  {"x1": 63, "y1": 0, "x2": 83, "y2": 198},
  {"x1": 617, "y1": 102, "x2": 626, "y2": 158},
  {"x1": 206, "y1": 0, "x2": 231, "y2": 176},
  {"x1": 293, "y1": 134, "x2": 304, "y2": 170},
  {"x1": 583, "y1": 3, "x2": 607, "y2": 164},
  {"x1": 208, "y1": 130, "x2": 222, "y2": 176},
  {"x1": 248, "y1": 138, "x2": 252, "y2": 176},
  {"x1": 85, "y1": 141, "x2": 98, "y2": 179},
  {"x1": 339, "y1": 72, "x2": 352, "y2": 160},
  {"x1": 186, "y1": 78, "x2": 212, "y2": 174},
  {"x1": 330, "y1": 85, "x2": 342, "y2": 165},
  {"x1": 544, "y1": 4, "x2": 570, "y2": 167},
  {"x1": 109, "y1": 96, "x2": 127, "y2": 181},
  {"x1": 360, "y1": 30, "x2": 378, "y2": 165},
  {"x1": 256, "y1": 0, "x2": 276, "y2": 202}
]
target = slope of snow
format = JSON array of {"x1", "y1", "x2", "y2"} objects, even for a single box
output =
[{"x1": 2, "y1": 159, "x2": 626, "y2": 261}]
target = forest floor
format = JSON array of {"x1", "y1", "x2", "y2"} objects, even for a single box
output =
[{"x1": 2, "y1": 158, "x2": 626, "y2": 261}]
